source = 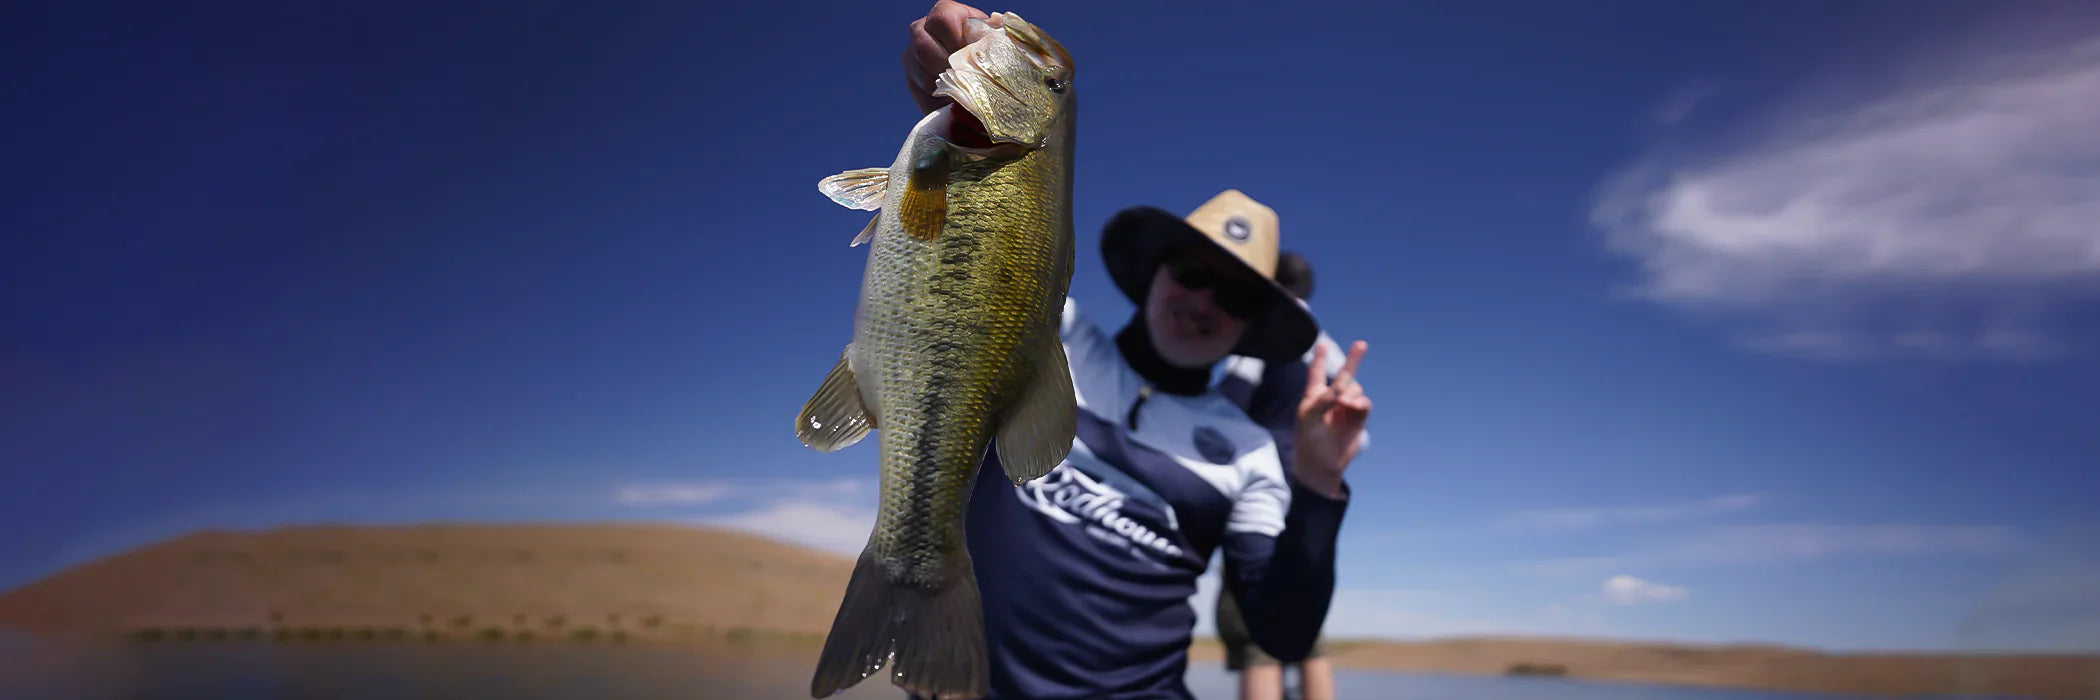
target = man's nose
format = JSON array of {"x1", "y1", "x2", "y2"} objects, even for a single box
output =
[{"x1": 1187, "y1": 289, "x2": 1224, "y2": 317}]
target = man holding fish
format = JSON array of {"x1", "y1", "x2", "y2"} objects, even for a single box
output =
[{"x1": 797, "y1": 3, "x2": 1373, "y2": 699}]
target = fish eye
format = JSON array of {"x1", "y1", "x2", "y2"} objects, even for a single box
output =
[{"x1": 1043, "y1": 76, "x2": 1066, "y2": 94}]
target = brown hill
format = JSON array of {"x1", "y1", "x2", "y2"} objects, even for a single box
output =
[
  {"x1": 0, "y1": 522, "x2": 854, "y2": 643},
  {"x1": 4, "y1": 523, "x2": 2097, "y2": 699}
]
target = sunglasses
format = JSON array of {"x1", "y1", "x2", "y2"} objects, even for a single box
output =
[{"x1": 1163, "y1": 255, "x2": 1269, "y2": 320}]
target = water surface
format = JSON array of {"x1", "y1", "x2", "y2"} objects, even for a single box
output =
[{"x1": 0, "y1": 635, "x2": 1974, "y2": 700}]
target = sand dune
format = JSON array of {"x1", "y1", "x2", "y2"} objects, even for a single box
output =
[{"x1": 3, "y1": 523, "x2": 2096, "y2": 699}]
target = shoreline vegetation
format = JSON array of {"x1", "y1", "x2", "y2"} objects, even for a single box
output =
[{"x1": 3, "y1": 523, "x2": 2095, "y2": 699}]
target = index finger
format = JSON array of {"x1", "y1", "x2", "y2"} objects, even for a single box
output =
[{"x1": 1330, "y1": 341, "x2": 1368, "y2": 390}]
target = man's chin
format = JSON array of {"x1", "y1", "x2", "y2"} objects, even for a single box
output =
[{"x1": 1158, "y1": 343, "x2": 1231, "y2": 369}]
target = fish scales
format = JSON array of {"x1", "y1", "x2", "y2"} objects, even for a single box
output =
[
  {"x1": 796, "y1": 12, "x2": 1078, "y2": 700},
  {"x1": 862, "y1": 144, "x2": 1069, "y2": 585}
]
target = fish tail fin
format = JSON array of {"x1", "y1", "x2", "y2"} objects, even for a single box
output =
[{"x1": 811, "y1": 548, "x2": 988, "y2": 700}]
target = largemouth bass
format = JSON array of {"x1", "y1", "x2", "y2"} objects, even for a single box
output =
[{"x1": 794, "y1": 12, "x2": 1078, "y2": 700}]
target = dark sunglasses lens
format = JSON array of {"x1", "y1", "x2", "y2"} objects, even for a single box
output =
[
  {"x1": 1168, "y1": 259, "x2": 1213, "y2": 289},
  {"x1": 1165, "y1": 256, "x2": 1267, "y2": 319}
]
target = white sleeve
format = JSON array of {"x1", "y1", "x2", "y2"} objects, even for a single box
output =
[
  {"x1": 1226, "y1": 446, "x2": 1292, "y2": 537},
  {"x1": 1059, "y1": 296, "x2": 1085, "y2": 340}
]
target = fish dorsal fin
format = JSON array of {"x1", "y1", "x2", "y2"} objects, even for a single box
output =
[
  {"x1": 994, "y1": 338, "x2": 1077, "y2": 485},
  {"x1": 796, "y1": 346, "x2": 876, "y2": 452},
  {"x1": 818, "y1": 167, "x2": 889, "y2": 211}
]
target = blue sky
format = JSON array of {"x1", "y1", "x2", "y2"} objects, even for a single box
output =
[{"x1": 5, "y1": 0, "x2": 2099, "y2": 653}]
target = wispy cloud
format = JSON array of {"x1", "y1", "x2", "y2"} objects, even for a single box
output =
[
  {"x1": 1521, "y1": 556, "x2": 1630, "y2": 579},
  {"x1": 1493, "y1": 492, "x2": 1766, "y2": 533},
  {"x1": 615, "y1": 481, "x2": 732, "y2": 506},
  {"x1": 1653, "y1": 80, "x2": 1721, "y2": 126},
  {"x1": 1591, "y1": 31, "x2": 2100, "y2": 360},
  {"x1": 610, "y1": 476, "x2": 864, "y2": 507},
  {"x1": 611, "y1": 476, "x2": 875, "y2": 555},
  {"x1": 1522, "y1": 523, "x2": 2026, "y2": 579},
  {"x1": 1601, "y1": 574, "x2": 1687, "y2": 605},
  {"x1": 702, "y1": 500, "x2": 875, "y2": 556},
  {"x1": 1658, "y1": 524, "x2": 2026, "y2": 565}
]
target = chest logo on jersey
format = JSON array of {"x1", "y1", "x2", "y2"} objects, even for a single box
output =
[
  {"x1": 1191, "y1": 426, "x2": 1237, "y2": 464},
  {"x1": 1019, "y1": 461, "x2": 1186, "y2": 564}
]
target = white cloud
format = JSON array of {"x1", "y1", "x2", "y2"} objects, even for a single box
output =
[
  {"x1": 612, "y1": 476, "x2": 878, "y2": 555},
  {"x1": 701, "y1": 500, "x2": 875, "y2": 556},
  {"x1": 1601, "y1": 574, "x2": 1687, "y2": 605},
  {"x1": 1520, "y1": 556, "x2": 1628, "y2": 579},
  {"x1": 1592, "y1": 32, "x2": 2100, "y2": 360},
  {"x1": 613, "y1": 476, "x2": 867, "y2": 507},
  {"x1": 1494, "y1": 492, "x2": 1766, "y2": 533},
  {"x1": 615, "y1": 481, "x2": 732, "y2": 506}
]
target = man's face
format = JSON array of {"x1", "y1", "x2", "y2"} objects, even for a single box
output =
[{"x1": 1143, "y1": 244, "x2": 1269, "y2": 368}]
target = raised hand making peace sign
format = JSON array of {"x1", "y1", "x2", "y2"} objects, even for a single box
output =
[{"x1": 1294, "y1": 340, "x2": 1371, "y2": 499}]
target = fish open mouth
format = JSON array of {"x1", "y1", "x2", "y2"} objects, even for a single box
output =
[
  {"x1": 946, "y1": 106, "x2": 995, "y2": 150},
  {"x1": 931, "y1": 13, "x2": 1069, "y2": 154}
]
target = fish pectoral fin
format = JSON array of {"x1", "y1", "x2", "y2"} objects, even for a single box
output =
[
  {"x1": 818, "y1": 167, "x2": 889, "y2": 211},
  {"x1": 899, "y1": 153, "x2": 947, "y2": 241},
  {"x1": 849, "y1": 215, "x2": 878, "y2": 247},
  {"x1": 994, "y1": 339, "x2": 1077, "y2": 485},
  {"x1": 796, "y1": 346, "x2": 876, "y2": 452}
]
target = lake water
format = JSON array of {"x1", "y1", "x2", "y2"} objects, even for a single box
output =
[{"x1": 0, "y1": 634, "x2": 1988, "y2": 700}]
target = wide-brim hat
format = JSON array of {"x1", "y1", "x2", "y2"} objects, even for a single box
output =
[{"x1": 1101, "y1": 189, "x2": 1320, "y2": 363}]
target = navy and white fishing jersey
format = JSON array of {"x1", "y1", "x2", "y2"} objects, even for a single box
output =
[{"x1": 926, "y1": 298, "x2": 1349, "y2": 700}]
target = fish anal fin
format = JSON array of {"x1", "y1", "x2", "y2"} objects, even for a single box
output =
[
  {"x1": 994, "y1": 339, "x2": 1076, "y2": 485},
  {"x1": 819, "y1": 167, "x2": 890, "y2": 211},
  {"x1": 796, "y1": 347, "x2": 876, "y2": 452}
]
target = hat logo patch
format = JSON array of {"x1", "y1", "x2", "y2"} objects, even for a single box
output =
[{"x1": 1222, "y1": 217, "x2": 1252, "y2": 243}]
